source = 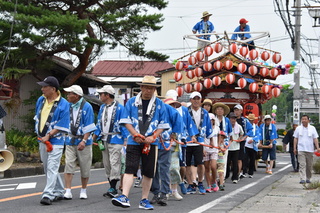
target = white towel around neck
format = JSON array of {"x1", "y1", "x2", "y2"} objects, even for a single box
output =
[
  {"x1": 134, "y1": 92, "x2": 156, "y2": 116},
  {"x1": 299, "y1": 124, "x2": 312, "y2": 137}
]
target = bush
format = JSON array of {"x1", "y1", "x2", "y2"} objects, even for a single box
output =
[
  {"x1": 276, "y1": 145, "x2": 283, "y2": 152},
  {"x1": 277, "y1": 129, "x2": 286, "y2": 136},
  {"x1": 6, "y1": 128, "x2": 38, "y2": 153},
  {"x1": 92, "y1": 144, "x2": 102, "y2": 164},
  {"x1": 313, "y1": 159, "x2": 320, "y2": 174}
]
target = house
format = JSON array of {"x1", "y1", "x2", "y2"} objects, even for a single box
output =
[
  {"x1": 1, "y1": 56, "x2": 107, "y2": 131},
  {"x1": 91, "y1": 60, "x2": 174, "y2": 104}
]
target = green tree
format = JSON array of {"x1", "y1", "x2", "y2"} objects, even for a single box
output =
[{"x1": 0, "y1": 0, "x2": 168, "y2": 86}]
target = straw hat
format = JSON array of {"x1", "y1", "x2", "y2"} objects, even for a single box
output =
[
  {"x1": 202, "y1": 99, "x2": 212, "y2": 106},
  {"x1": 212, "y1": 103, "x2": 230, "y2": 116},
  {"x1": 137, "y1": 76, "x2": 160, "y2": 87},
  {"x1": 246, "y1": 113, "x2": 258, "y2": 120},
  {"x1": 202, "y1": 11, "x2": 212, "y2": 19},
  {"x1": 164, "y1": 96, "x2": 181, "y2": 107}
]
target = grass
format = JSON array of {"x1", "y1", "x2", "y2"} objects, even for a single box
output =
[{"x1": 303, "y1": 181, "x2": 320, "y2": 190}]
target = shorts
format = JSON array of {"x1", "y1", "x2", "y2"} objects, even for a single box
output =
[
  {"x1": 203, "y1": 152, "x2": 218, "y2": 161},
  {"x1": 179, "y1": 146, "x2": 186, "y2": 167},
  {"x1": 186, "y1": 145, "x2": 204, "y2": 166},
  {"x1": 217, "y1": 162, "x2": 225, "y2": 173},
  {"x1": 238, "y1": 141, "x2": 246, "y2": 160},
  {"x1": 64, "y1": 145, "x2": 92, "y2": 178},
  {"x1": 125, "y1": 144, "x2": 158, "y2": 178},
  {"x1": 262, "y1": 145, "x2": 276, "y2": 161}
]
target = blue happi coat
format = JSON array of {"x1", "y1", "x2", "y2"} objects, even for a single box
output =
[
  {"x1": 65, "y1": 100, "x2": 97, "y2": 146},
  {"x1": 238, "y1": 117, "x2": 254, "y2": 137},
  {"x1": 120, "y1": 96, "x2": 170, "y2": 146},
  {"x1": 94, "y1": 101, "x2": 129, "y2": 145},
  {"x1": 258, "y1": 123, "x2": 278, "y2": 145},
  {"x1": 187, "y1": 107, "x2": 214, "y2": 143},
  {"x1": 34, "y1": 95, "x2": 70, "y2": 145}
]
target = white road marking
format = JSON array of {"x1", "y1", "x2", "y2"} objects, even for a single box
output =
[
  {"x1": 16, "y1": 182, "x2": 36, "y2": 190},
  {"x1": 189, "y1": 164, "x2": 291, "y2": 213},
  {"x1": 0, "y1": 188, "x2": 15, "y2": 192},
  {"x1": 0, "y1": 184, "x2": 18, "y2": 187}
]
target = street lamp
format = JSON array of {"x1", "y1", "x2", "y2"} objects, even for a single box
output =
[{"x1": 308, "y1": 8, "x2": 320, "y2": 27}]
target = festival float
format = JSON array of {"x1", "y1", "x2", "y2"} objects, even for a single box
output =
[{"x1": 171, "y1": 31, "x2": 298, "y2": 119}]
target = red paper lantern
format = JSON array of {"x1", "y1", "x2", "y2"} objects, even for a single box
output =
[
  {"x1": 184, "y1": 83, "x2": 193, "y2": 93},
  {"x1": 204, "y1": 46, "x2": 214, "y2": 56},
  {"x1": 249, "y1": 82, "x2": 259, "y2": 93},
  {"x1": 248, "y1": 65, "x2": 258, "y2": 76},
  {"x1": 176, "y1": 86, "x2": 184, "y2": 97},
  {"x1": 212, "y1": 76, "x2": 222, "y2": 86},
  {"x1": 195, "y1": 51, "x2": 204, "y2": 61},
  {"x1": 226, "y1": 73, "x2": 235, "y2": 84},
  {"x1": 173, "y1": 71, "x2": 182, "y2": 82},
  {"x1": 262, "y1": 85, "x2": 271, "y2": 94},
  {"x1": 239, "y1": 46, "x2": 249, "y2": 57},
  {"x1": 194, "y1": 67, "x2": 203, "y2": 77},
  {"x1": 224, "y1": 60, "x2": 233, "y2": 70},
  {"x1": 203, "y1": 62, "x2": 213, "y2": 72},
  {"x1": 237, "y1": 78, "x2": 247, "y2": 89},
  {"x1": 188, "y1": 56, "x2": 197, "y2": 66},
  {"x1": 272, "y1": 53, "x2": 282, "y2": 64},
  {"x1": 229, "y1": 43, "x2": 238, "y2": 54},
  {"x1": 259, "y1": 67, "x2": 269, "y2": 77},
  {"x1": 175, "y1": 61, "x2": 184, "y2": 70},
  {"x1": 203, "y1": 78, "x2": 213, "y2": 89},
  {"x1": 186, "y1": 70, "x2": 195, "y2": 79},
  {"x1": 249, "y1": 49, "x2": 259, "y2": 60},
  {"x1": 237, "y1": 63, "x2": 247, "y2": 73},
  {"x1": 260, "y1": 51, "x2": 270, "y2": 61},
  {"x1": 214, "y1": 42, "x2": 223, "y2": 53},
  {"x1": 194, "y1": 82, "x2": 203, "y2": 92},
  {"x1": 213, "y1": 60, "x2": 223, "y2": 71},
  {"x1": 243, "y1": 103, "x2": 259, "y2": 123},
  {"x1": 270, "y1": 68, "x2": 279, "y2": 78},
  {"x1": 271, "y1": 87, "x2": 281, "y2": 97}
]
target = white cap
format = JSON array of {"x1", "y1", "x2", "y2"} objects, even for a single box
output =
[
  {"x1": 64, "y1": 85, "x2": 83, "y2": 96},
  {"x1": 165, "y1": 89, "x2": 178, "y2": 101},
  {"x1": 209, "y1": 113, "x2": 216, "y2": 120},
  {"x1": 264, "y1": 115, "x2": 272, "y2": 120},
  {"x1": 96, "y1": 85, "x2": 115, "y2": 95},
  {"x1": 190, "y1": 91, "x2": 202, "y2": 99},
  {"x1": 234, "y1": 104, "x2": 243, "y2": 110}
]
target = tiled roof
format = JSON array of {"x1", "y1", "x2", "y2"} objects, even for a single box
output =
[{"x1": 91, "y1": 60, "x2": 174, "y2": 77}]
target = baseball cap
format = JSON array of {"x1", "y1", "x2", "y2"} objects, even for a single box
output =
[
  {"x1": 264, "y1": 115, "x2": 272, "y2": 120},
  {"x1": 239, "y1": 18, "x2": 248, "y2": 24},
  {"x1": 37, "y1": 76, "x2": 59, "y2": 90},
  {"x1": 96, "y1": 85, "x2": 115, "y2": 95},
  {"x1": 219, "y1": 131, "x2": 227, "y2": 137},
  {"x1": 228, "y1": 112, "x2": 237, "y2": 118},
  {"x1": 209, "y1": 113, "x2": 216, "y2": 120},
  {"x1": 190, "y1": 91, "x2": 202, "y2": 99},
  {"x1": 234, "y1": 104, "x2": 243, "y2": 110},
  {"x1": 165, "y1": 89, "x2": 178, "y2": 101},
  {"x1": 64, "y1": 85, "x2": 83, "y2": 96}
]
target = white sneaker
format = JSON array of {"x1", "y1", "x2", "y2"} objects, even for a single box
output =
[
  {"x1": 64, "y1": 192, "x2": 72, "y2": 200},
  {"x1": 80, "y1": 192, "x2": 87, "y2": 199},
  {"x1": 172, "y1": 191, "x2": 183, "y2": 200}
]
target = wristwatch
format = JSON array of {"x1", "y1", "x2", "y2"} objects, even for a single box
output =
[{"x1": 81, "y1": 139, "x2": 87, "y2": 144}]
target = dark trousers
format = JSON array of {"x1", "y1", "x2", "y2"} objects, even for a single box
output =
[
  {"x1": 226, "y1": 150, "x2": 239, "y2": 181},
  {"x1": 245, "y1": 147, "x2": 256, "y2": 176},
  {"x1": 290, "y1": 151, "x2": 299, "y2": 171}
]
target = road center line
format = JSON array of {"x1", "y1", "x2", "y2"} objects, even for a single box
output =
[{"x1": 189, "y1": 164, "x2": 291, "y2": 213}]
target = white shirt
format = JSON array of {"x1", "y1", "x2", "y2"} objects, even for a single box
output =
[
  {"x1": 293, "y1": 125, "x2": 318, "y2": 152},
  {"x1": 72, "y1": 108, "x2": 80, "y2": 126},
  {"x1": 102, "y1": 103, "x2": 115, "y2": 141},
  {"x1": 204, "y1": 126, "x2": 219, "y2": 153},
  {"x1": 229, "y1": 124, "x2": 244, "y2": 151},
  {"x1": 245, "y1": 123, "x2": 256, "y2": 149}
]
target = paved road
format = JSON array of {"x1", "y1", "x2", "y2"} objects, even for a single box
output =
[{"x1": 0, "y1": 153, "x2": 292, "y2": 213}]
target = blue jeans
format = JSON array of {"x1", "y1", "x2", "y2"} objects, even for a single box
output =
[
  {"x1": 39, "y1": 143, "x2": 65, "y2": 200},
  {"x1": 151, "y1": 149, "x2": 172, "y2": 195}
]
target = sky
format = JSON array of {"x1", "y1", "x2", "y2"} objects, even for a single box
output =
[{"x1": 98, "y1": 0, "x2": 320, "y2": 89}]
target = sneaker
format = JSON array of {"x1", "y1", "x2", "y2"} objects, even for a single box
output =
[
  {"x1": 150, "y1": 194, "x2": 159, "y2": 204},
  {"x1": 104, "y1": 188, "x2": 118, "y2": 198},
  {"x1": 157, "y1": 193, "x2": 167, "y2": 206},
  {"x1": 134, "y1": 177, "x2": 142, "y2": 188},
  {"x1": 306, "y1": 180, "x2": 311, "y2": 183},
  {"x1": 232, "y1": 180, "x2": 238, "y2": 184},
  {"x1": 112, "y1": 195, "x2": 130, "y2": 208},
  {"x1": 40, "y1": 197, "x2": 52, "y2": 205},
  {"x1": 299, "y1": 180, "x2": 306, "y2": 184},
  {"x1": 186, "y1": 185, "x2": 196, "y2": 194},
  {"x1": 239, "y1": 173, "x2": 246, "y2": 179},
  {"x1": 219, "y1": 185, "x2": 225, "y2": 191},
  {"x1": 80, "y1": 192, "x2": 87, "y2": 199},
  {"x1": 139, "y1": 199, "x2": 154, "y2": 210},
  {"x1": 64, "y1": 191, "x2": 73, "y2": 200},
  {"x1": 266, "y1": 171, "x2": 272, "y2": 175},
  {"x1": 198, "y1": 183, "x2": 206, "y2": 195},
  {"x1": 212, "y1": 183, "x2": 219, "y2": 192},
  {"x1": 249, "y1": 175, "x2": 253, "y2": 178},
  {"x1": 179, "y1": 182, "x2": 187, "y2": 195},
  {"x1": 172, "y1": 191, "x2": 183, "y2": 200},
  {"x1": 206, "y1": 186, "x2": 212, "y2": 193}
]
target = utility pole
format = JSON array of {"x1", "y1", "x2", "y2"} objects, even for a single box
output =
[{"x1": 293, "y1": 0, "x2": 301, "y2": 123}]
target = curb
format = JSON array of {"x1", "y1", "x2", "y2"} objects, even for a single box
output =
[{"x1": 1, "y1": 165, "x2": 65, "y2": 179}]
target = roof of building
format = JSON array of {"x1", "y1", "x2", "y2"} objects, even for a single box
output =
[{"x1": 91, "y1": 60, "x2": 174, "y2": 77}]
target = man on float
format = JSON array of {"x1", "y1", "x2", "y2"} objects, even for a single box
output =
[{"x1": 231, "y1": 18, "x2": 255, "y2": 50}]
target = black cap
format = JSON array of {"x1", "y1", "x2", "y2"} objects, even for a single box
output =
[
  {"x1": 37, "y1": 76, "x2": 59, "y2": 90},
  {"x1": 228, "y1": 112, "x2": 237, "y2": 119}
]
